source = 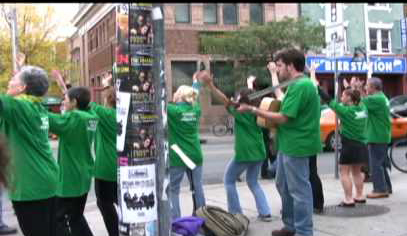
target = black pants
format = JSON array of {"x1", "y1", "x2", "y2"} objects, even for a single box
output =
[
  {"x1": 12, "y1": 197, "x2": 56, "y2": 236},
  {"x1": 309, "y1": 155, "x2": 324, "y2": 210},
  {"x1": 95, "y1": 179, "x2": 118, "y2": 236},
  {"x1": 56, "y1": 193, "x2": 93, "y2": 236}
]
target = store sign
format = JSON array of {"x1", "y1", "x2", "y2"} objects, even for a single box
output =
[{"x1": 306, "y1": 56, "x2": 407, "y2": 74}]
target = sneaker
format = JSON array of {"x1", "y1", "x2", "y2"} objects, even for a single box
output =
[
  {"x1": 258, "y1": 214, "x2": 272, "y2": 222},
  {"x1": 0, "y1": 225, "x2": 17, "y2": 235},
  {"x1": 271, "y1": 228, "x2": 295, "y2": 236}
]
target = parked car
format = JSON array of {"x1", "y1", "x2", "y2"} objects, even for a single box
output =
[
  {"x1": 42, "y1": 96, "x2": 62, "y2": 114},
  {"x1": 320, "y1": 99, "x2": 407, "y2": 151}
]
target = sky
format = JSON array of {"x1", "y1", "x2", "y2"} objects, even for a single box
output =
[{"x1": 38, "y1": 3, "x2": 79, "y2": 39}]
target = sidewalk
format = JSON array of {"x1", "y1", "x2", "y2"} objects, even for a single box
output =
[
  {"x1": 5, "y1": 171, "x2": 407, "y2": 236},
  {"x1": 4, "y1": 135, "x2": 407, "y2": 235},
  {"x1": 178, "y1": 171, "x2": 407, "y2": 236}
]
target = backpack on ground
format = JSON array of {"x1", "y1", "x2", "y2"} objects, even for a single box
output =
[{"x1": 195, "y1": 205, "x2": 249, "y2": 236}]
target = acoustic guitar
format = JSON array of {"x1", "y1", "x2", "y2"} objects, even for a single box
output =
[
  {"x1": 247, "y1": 76, "x2": 303, "y2": 130},
  {"x1": 256, "y1": 97, "x2": 281, "y2": 131}
]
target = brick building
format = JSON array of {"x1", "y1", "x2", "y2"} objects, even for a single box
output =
[{"x1": 69, "y1": 3, "x2": 299, "y2": 129}]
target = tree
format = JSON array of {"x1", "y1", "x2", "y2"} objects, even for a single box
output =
[
  {"x1": 0, "y1": 4, "x2": 72, "y2": 95},
  {"x1": 200, "y1": 17, "x2": 325, "y2": 91}
]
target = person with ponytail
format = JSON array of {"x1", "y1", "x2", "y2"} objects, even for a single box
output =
[{"x1": 313, "y1": 76, "x2": 368, "y2": 207}]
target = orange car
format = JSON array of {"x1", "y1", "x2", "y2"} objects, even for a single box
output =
[{"x1": 320, "y1": 108, "x2": 407, "y2": 151}]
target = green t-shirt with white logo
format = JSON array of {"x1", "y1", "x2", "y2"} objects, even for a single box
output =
[
  {"x1": 277, "y1": 77, "x2": 322, "y2": 157},
  {"x1": 0, "y1": 95, "x2": 59, "y2": 201},
  {"x1": 168, "y1": 102, "x2": 203, "y2": 167},
  {"x1": 91, "y1": 103, "x2": 116, "y2": 182},
  {"x1": 49, "y1": 110, "x2": 99, "y2": 197},
  {"x1": 361, "y1": 92, "x2": 391, "y2": 143},
  {"x1": 329, "y1": 100, "x2": 367, "y2": 143},
  {"x1": 227, "y1": 106, "x2": 266, "y2": 162}
]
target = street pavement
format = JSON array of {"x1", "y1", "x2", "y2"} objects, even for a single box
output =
[{"x1": 3, "y1": 134, "x2": 407, "y2": 236}]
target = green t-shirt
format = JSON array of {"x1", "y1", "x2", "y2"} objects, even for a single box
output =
[
  {"x1": 361, "y1": 92, "x2": 391, "y2": 143},
  {"x1": 277, "y1": 77, "x2": 322, "y2": 157},
  {"x1": 168, "y1": 102, "x2": 203, "y2": 167},
  {"x1": 329, "y1": 100, "x2": 367, "y2": 143},
  {"x1": 91, "y1": 102, "x2": 117, "y2": 182},
  {"x1": 49, "y1": 110, "x2": 99, "y2": 197},
  {"x1": 0, "y1": 95, "x2": 58, "y2": 201},
  {"x1": 227, "y1": 106, "x2": 266, "y2": 162}
]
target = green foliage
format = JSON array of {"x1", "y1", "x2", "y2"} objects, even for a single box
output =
[
  {"x1": 0, "y1": 5, "x2": 72, "y2": 95},
  {"x1": 200, "y1": 17, "x2": 325, "y2": 90}
]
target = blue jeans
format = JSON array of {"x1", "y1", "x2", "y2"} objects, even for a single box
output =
[
  {"x1": 224, "y1": 159, "x2": 271, "y2": 216},
  {"x1": 276, "y1": 152, "x2": 313, "y2": 236},
  {"x1": 170, "y1": 165, "x2": 205, "y2": 220},
  {"x1": 368, "y1": 143, "x2": 392, "y2": 193}
]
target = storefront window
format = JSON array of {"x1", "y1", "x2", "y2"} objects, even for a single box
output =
[
  {"x1": 171, "y1": 61, "x2": 197, "y2": 93},
  {"x1": 210, "y1": 61, "x2": 234, "y2": 105}
]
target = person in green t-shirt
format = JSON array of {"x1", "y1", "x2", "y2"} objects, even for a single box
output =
[
  {"x1": 205, "y1": 75, "x2": 272, "y2": 222},
  {"x1": 316, "y1": 83, "x2": 368, "y2": 206},
  {"x1": 0, "y1": 65, "x2": 59, "y2": 236},
  {"x1": 349, "y1": 76, "x2": 392, "y2": 199},
  {"x1": 238, "y1": 49, "x2": 321, "y2": 236},
  {"x1": 168, "y1": 71, "x2": 206, "y2": 220},
  {"x1": 48, "y1": 86, "x2": 98, "y2": 236},
  {"x1": 91, "y1": 80, "x2": 118, "y2": 236}
]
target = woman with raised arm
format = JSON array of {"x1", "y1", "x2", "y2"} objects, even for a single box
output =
[
  {"x1": 168, "y1": 71, "x2": 206, "y2": 219},
  {"x1": 205, "y1": 73, "x2": 272, "y2": 222},
  {"x1": 311, "y1": 72, "x2": 368, "y2": 206},
  {"x1": 48, "y1": 86, "x2": 99, "y2": 236},
  {"x1": 90, "y1": 73, "x2": 118, "y2": 236},
  {"x1": 0, "y1": 66, "x2": 59, "y2": 236}
]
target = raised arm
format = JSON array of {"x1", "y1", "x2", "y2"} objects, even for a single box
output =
[
  {"x1": 51, "y1": 70, "x2": 68, "y2": 94},
  {"x1": 309, "y1": 63, "x2": 319, "y2": 87},
  {"x1": 350, "y1": 76, "x2": 366, "y2": 97},
  {"x1": 201, "y1": 72, "x2": 231, "y2": 107},
  {"x1": 13, "y1": 52, "x2": 26, "y2": 76},
  {"x1": 267, "y1": 62, "x2": 284, "y2": 100}
]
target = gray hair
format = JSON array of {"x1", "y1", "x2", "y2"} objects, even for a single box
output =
[
  {"x1": 19, "y1": 66, "x2": 49, "y2": 97},
  {"x1": 367, "y1": 77, "x2": 383, "y2": 91}
]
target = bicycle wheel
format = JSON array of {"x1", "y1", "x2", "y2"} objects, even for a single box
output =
[
  {"x1": 389, "y1": 138, "x2": 407, "y2": 173},
  {"x1": 212, "y1": 123, "x2": 228, "y2": 137}
]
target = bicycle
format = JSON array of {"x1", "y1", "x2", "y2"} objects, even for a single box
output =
[
  {"x1": 212, "y1": 116, "x2": 234, "y2": 137},
  {"x1": 389, "y1": 138, "x2": 407, "y2": 173}
]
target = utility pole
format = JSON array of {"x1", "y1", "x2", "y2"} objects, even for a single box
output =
[
  {"x1": 364, "y1": 3, "x2": 372, "y2": 79},
  {"x1": 2, "y1": 5, "x2": 19, "y2": 72},
  {"x1": 115, "y1": 3, "x2": 169, "y2": 236},
  {"x1": 11, "y1": 6, "x2": 18, "y2": 72}
]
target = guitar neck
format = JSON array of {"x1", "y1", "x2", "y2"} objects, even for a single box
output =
[
  {"x1": 248, "y1": 87, "x2": 276, "y2": 101},
  {"x1": 248, "y1": 77, "x2": 303, "y2": 101}
]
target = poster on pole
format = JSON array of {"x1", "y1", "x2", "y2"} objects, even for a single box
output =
[
  {"x1": 117, "y1": 92, "x2": 131, "y2": 152},
  {"x1": 120, "y1": 164, "x2": 158, "y2": 223}
]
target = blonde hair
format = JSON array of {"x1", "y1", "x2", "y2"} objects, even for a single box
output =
[{"x1": 175, "y1": 85, "x2": 198, "y2": 104}]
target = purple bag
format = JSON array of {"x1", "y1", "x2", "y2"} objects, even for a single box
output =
[{"x1": 172, "y1": 216, "x2": 205, "y2": 236}]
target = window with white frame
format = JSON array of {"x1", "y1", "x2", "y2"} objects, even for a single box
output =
[
  {"x1": 369, "y1": 28, "x2": 391, "y2": 53},
  {"x1": 367, "y1": 3, "x2": 390, "y2": 10}
]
